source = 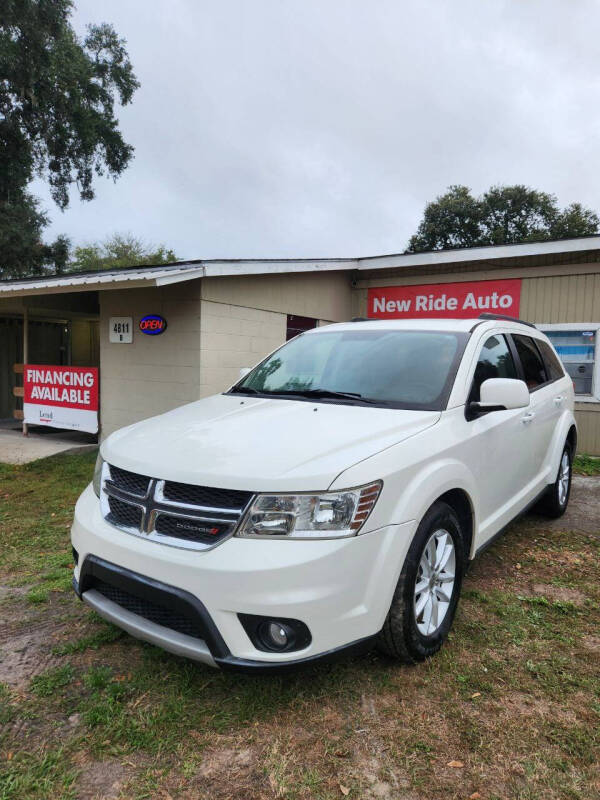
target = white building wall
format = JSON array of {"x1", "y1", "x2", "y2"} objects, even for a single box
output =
[
  {"x1": 199, "y1": 300, "x2": 286, "y2": 397},
  {"x1": 198, "y1": 271, "x2": 352, "y2": 397},
  {"x1": 98, "y1": 270, "x2": 352, "y2": 437},
  {"x1": 99, "y1": 282, "x2": 202, "y2": 437}
]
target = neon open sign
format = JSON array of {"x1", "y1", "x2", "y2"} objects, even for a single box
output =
[{"x1": 139, "y1": 314, "x2": 167, "y2": 335}]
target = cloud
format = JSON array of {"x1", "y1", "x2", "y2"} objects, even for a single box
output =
[{"x1": 33, "y1": 0, "x2": 600, "y2": 259}]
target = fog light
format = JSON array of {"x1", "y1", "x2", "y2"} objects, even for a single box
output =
[
  {"x1": 258, "y1": 620, "x2": 294, "y2": 651},
  {"x1": 239, "y1": 614, "x2": 311, "y2": 653},
  {"x1": 267, "y1": 622, "x2": 288, "y2": 648}
]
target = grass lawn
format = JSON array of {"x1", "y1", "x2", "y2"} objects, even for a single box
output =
[
  {"x1": 0, "y1": 450, "x2": 598, "y2": 799},
  {"x1": 572, "y1": 453, "x2": 600, "y2": 476}
]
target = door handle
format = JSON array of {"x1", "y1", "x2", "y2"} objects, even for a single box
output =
[
  {"x1": 521, "y1": 412, "x2": 536, "y2": 424},
  {"x1": 554, "y1": 395, "x2": 564, "y2": 406}
]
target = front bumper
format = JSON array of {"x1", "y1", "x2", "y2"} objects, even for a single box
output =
[{"x1": 71, "y1": 485, "x2": 415, "y2": 669}]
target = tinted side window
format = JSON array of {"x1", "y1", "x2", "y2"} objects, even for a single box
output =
[
  {"x1": 469, "y1": 335, "x2": 517, "y2": 402},
  {"x1": 536, "y1": 340, "x2": 565, "y2": 381},
  {"x1": 513, "y1": 335, "x2": 547, "y2": 390}
]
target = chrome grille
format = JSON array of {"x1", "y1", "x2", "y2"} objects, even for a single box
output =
[{"x1": 100, "y1": 462, "x2": 254, "y2": 551}]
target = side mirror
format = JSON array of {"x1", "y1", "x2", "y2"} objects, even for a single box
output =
[
  {"x1": 238, "y1": 367, "x2": 251, "y2": 380},
  {"x1": 468, "y1": 378, "x2": 530, "y2": 419}
]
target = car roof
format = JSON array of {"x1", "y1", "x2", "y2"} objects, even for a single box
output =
[{"x1": 304, "y1": 318, "x2": 537, "y2": 335}]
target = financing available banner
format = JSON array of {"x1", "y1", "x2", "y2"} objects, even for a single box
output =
[{"x1": 23, "y1": 365, "x2": 99, "y2": 434}]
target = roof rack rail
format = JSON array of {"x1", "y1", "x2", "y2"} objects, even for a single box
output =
[
  {"x1": 478, "y1": 313, "x2": 537, "y2": 329},
  {"x1": 350, "y1": 316, "x2": 371, "y2": 322}
]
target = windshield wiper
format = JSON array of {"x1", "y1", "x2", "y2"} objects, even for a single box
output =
[
  {"x1": 229, "y1": 386, "x2": 261, "y2": 395},
  {"x1": 230, "y1": 386, "x2": 378, "y2": 404},
  {"x1": 270, "y1": 388, "x2": 378, "y2": 404}
]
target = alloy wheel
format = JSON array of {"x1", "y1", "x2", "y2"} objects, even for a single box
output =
[
  {"x1": 414, "y1": 529, "x2": 456, "y2": 636},
  {"x1": 558, "y1": 451, "x2": 570, "y2": 507}
]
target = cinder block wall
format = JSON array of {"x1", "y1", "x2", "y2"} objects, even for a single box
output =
[
  {"x1": 199, "y1": 301, "x2": 286, "y2": 397},
  {"x1": 99, "y1": 281, "x2": 203, "y2": 437},
  {"x1": 198, "y1": 271, "x2": 353, "y2": 396},
  {"x1": 99, "y1": 270, "x2": 353, "y2": 437}
]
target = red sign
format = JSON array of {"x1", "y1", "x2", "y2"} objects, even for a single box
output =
[
  {"x1": 23, "y1": 365, "x2": 99, "y2": 433},
  {"x1": 368, "y1": 279, "x2": 522, "y2": 320}
]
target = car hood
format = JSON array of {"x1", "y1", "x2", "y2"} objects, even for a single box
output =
[{"x1": 102, "y1": 393, "x2": 440, "y2": 492}]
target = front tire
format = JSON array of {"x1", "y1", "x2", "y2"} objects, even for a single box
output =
[
  {"x1": 536, "y1": 443, "x2": 572, "y2": 518},
  {"x1": 377, "y1": 501, "x2": 466, "y2": 664}
]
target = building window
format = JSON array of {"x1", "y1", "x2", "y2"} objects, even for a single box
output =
[
  {"x1": 538, "y1": 325, "x2": 599, "y2": 401},
  {"x1": 286, "y1": 314, "x2": 318, "y2": 341}
]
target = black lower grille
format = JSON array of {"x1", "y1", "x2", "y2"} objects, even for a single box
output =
[
  {"x1": 94, "y1": 579, "x2": 205, "y2": 640},
  {"x1": 107, "y1": 495, "x2": 143, "y2": 530}
]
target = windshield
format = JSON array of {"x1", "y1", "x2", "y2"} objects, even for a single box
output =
[{"x1": 232, "y1": 329, "x2": 467, "y2": 410}]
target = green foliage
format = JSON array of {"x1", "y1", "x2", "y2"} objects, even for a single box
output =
[
  {"x1": 0, "y1": 192, "x2": 73, "y2": 279},
  {"x1": 407, "y1": 184, "x2": 600, "y2": 252},
  {"x1": 53, "y1": 624, "x2": 124, "y2": 655},
  {"x1": 30, "y1": 664, "x2": 74, "y2": 697},
  {"x1": 0, "y1": 747, "x2": 77, "y2": 800},
  {"x1": 0, "y1": 0, "x2": 139, "y2": 279},
  {"x1": 68, "y1": 232, "x2": 177, "y2": 272},
  {"x1": 573, "y1": 454, "x2": 600, "y2": 475}
]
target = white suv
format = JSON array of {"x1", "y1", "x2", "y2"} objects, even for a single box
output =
[{"x1": 71, "y1": 314, "x2": 576, "y2": 670}]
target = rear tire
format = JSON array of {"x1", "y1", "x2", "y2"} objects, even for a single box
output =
[
  {"x1": 536, "y1": 443, "x2": 572, "y2": 518},
  {"x1": 377, "y1": 501, "x2": 466, "y2": 664}
]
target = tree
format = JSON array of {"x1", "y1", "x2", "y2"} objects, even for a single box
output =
[
  {"x1": 68, "y1": 233, "x2": 177, "y2": 272},
  {"x1": 0, "y1": 191, "x2": 70, "y2": 278},
  {"x1": 406, "y1": 186, "x2": 482, "y2": 252},
  {"x1": 0, "y1": 0, "x2": 139, "y2": 278},
  {"x1": 407, "y1": 185, "x2": 600, "y2": 252}
]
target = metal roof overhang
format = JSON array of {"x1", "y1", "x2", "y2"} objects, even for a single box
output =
[
  {"x1": 1, "y1": 235, "x2": 600, "y2": 298},
  {"x1": 0, "y1": 265, "x2": 206, "y2": 298}
]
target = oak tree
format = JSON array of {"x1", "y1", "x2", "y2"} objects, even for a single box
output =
[{"x1": 0, "y1": 0, "x2": 139, "y2": 278}]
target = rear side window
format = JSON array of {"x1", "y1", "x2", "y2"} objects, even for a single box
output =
[
  {"x1": 536, "y1": 340, "x2": 565, "y2": 381},
  {"x1": 513, "y1": 335, "x2": 547, "y2": 390},
  {"x1": 469, "y1": 334, "x2": 517, "y2": 402}
]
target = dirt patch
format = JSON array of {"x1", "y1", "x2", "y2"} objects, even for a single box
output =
[
  {"x1": 496, "y1": 692, "x2": 578, "y2": 724},
  {"x1": 531, "y1": 583, "x2": 587, "y2": 606},
  {"x1": 196, "y1": 745, "x2": 255, "y2": 779},
  {"x1": 0, "y1": 591, "x2": 87, "y2": 688},
  {"x1": 74, "y1": 758, "x2": 132, "y2": 800},
  {"x1": 531, "y1": 476, "x2": 600, "y2": 536},
  {"x1": 0, "y1": 585, "x2": 29, "y2": 604},
  {"x1": 0, "y1": 620, "x2": 68, "y2": 688},
  {"x1": 582, "y1": 635, "x2": 600, "y2": 652},
  {"x1": 172, "y1": 739, "x2": 263, "y2": 799}
]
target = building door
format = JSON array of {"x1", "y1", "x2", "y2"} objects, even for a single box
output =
[
  {"x1": 0, "y1": 318, "x2": 22, "y2": 420},
  {"x1": 286, "y1": 314, "x2": 318, "y2": 340},
  {"x1": 0, "y1": 318, "x2": 70, "y2": 421}
]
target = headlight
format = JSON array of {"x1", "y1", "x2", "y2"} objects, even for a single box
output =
[
  {"x1": 236, "y1": 482, "x2": 382, "y2": 539},
  {"x1": 92, "y1": 453, "x2": 104, "y2": 498}
]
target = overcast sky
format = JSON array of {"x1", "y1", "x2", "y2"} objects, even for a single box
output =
[{"x1": 33, "y1": 0, "x2": 600, "y2": 261}]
